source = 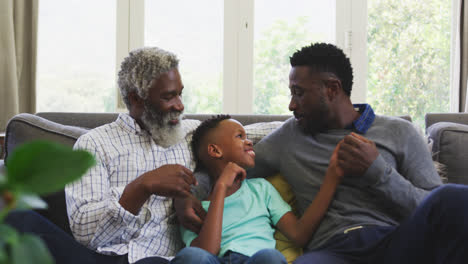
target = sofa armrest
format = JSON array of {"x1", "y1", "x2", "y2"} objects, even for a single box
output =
[{"x1": 427, "y1": 121, "x2": 468, "y2": 185}]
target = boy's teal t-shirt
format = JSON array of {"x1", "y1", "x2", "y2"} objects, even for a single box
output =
[{"x1": 180, "y1": 178, "x2": 291, "y2": 257}]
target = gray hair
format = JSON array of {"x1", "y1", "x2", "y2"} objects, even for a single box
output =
[{"x1": 118, "y1": 47, "x2": 179, "y2": 109}]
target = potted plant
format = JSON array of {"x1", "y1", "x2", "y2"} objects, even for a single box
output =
[{"x1": 0, "y1": 141, "x2": 95, "y2": 264}]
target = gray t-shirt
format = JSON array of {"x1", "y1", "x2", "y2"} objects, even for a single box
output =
[{"x1": 249, "y1": 115, "x2": 442, "y2": 250}]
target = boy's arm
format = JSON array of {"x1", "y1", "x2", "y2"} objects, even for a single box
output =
[
  {"x1": 276, "y1": 142, "x2": 344, "y2": 247},
  {"x1": 190, "y1": 163, "x2": 246, "y2": 255},
  {"x1": 189, "y1": 182, "x2": 227, "y2": 255}
]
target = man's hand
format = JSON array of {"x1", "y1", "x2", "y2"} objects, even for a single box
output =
[
  {"x1": 337, "y1": 132, "x2": 379, "y2": 177},
  {"x1": 174, "y1": 195, "x2": 207, "y2": 234},
  {"x1": 119, "y1": 164, "x2": 197, "y2": 215},
  {"x1": 142, "y1": 164, "x2": 198, "y2": 198}
]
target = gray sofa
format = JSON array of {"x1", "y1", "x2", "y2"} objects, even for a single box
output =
[{"x1": 0, "y1": 112, "x2": 466, "y2": 236}]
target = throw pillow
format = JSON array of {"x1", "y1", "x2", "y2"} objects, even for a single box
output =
[{"x1": 266, "y1": 173, "x2": 303, "y2": 263}]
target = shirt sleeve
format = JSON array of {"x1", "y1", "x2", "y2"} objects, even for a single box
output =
[
  {"x1": 247, "y1": 122, "x2": 286, "y2": 179},
  {"x1": 261, "y1": 179, "x2": 292, "y2": 225},
  {"x1": 65, "y1": 134, "x2": 146, "y2": 250},
  {"x1": 191, "y1": 170, "x2": 211, "y2": 200},
  {"x1": 361, "y1": 121, "x2": 443, "y2": 218}
]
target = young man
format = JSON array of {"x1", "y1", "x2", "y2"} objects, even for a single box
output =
[
  {"x1": 171, "y1": 115, "x2": 343, "y2": 264},
  {"x1": 250, "y1": 43, "x2": 468, "y2": 263}
]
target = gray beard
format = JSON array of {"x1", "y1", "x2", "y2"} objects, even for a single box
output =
[{"x1": 141, "y1": 103, "x2": 185, "y2": 148}]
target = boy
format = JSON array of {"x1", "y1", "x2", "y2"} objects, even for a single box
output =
[{"x1": 171, "y1": 115, "x2": 343, "y2": 264}]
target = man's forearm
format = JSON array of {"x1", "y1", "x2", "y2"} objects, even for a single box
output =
[{"x1": 119, "y1": 176, "x2": 151, "y2": 215}]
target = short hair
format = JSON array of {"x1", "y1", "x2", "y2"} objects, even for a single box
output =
[
  {"x1": 118, "y1": 47, "x2": 179, "y2": 109},
  {"x1": 191, "y1": 114, "x2": 231, "y2": 170},
  {"x1": 290, "y1": 43, "x2": 354, "y2": 96}
]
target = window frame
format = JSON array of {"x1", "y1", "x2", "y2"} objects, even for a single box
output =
[{"x1": 116, "y1": 0, "x2": 453, "y2": 114}]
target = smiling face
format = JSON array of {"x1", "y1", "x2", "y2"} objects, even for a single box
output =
[
  {"x1": 214, "y1": 119, "x2": 255, "y2": 169},
  {"x1": 140, "y1": 68, "x2": 186, "y2": 147},
  {"x1": 288, "y1": 66, "x2": 331, "y2": 135},
  {"x1": 143, "y1": 68, "x2": 184, "y2": 126}
]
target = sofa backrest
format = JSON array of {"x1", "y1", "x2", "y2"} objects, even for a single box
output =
[{"x1": 425, "y1": 112, "x2": 468, "y2": 129}]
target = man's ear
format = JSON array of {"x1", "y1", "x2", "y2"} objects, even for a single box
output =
[
  {"x1": 207, "y1": 143, "x2": 223, "y2": 159},
  {"x1": 326, "y1": 78, "x2": 342, "y2": 101},
  {"x1": 129, "y1": 91, "x2": 144, "y2": 108}
]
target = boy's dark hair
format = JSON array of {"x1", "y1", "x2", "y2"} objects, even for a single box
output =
[
  {"x1": 191, "y1": 114, "x2": 232, "y2": 170},
  {"x1": 290, "y1": 43, "x2": 354, "y2": 96}
]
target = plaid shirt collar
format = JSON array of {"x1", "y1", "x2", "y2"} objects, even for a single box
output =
[
  {"x1": 116, "y1": 113, "x2": 146, "y2": 135},
  {"x1": 349, "y1": 104, "x2": 375, "y2": 134}
]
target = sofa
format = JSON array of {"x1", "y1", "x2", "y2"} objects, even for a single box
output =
[{"x1": 1, "y1": 111, "x2": 467, "y2": 261}]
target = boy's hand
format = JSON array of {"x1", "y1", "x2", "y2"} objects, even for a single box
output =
[
  {"x1": 216, "y1": 162, "x2": 246, "y2": 189},
  {"x1": 337, "y1": 132, "x2": 379, "y2": 177},
  {"x1": 327, "y1": 141, "x2": 345, "y2": 180}
]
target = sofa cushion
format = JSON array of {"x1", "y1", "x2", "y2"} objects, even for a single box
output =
[
  {"x1": 266, "y1": 173, "x2": 302, "y2": 263},
  {"x1": 427, "y1": 121, "x2": 468, "y2": 185}
]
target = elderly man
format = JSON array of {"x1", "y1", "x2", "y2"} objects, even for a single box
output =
[
  {"x1": 64, "y1": 47, "x2": 201, "y2": 264},
  {"x1": 6, "y1": 47, "x2": 201, "y2": 264}
]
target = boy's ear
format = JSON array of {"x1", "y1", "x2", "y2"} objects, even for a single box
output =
[{"x1": 207, "y1": 143, "x2": 223, "y2": 158}]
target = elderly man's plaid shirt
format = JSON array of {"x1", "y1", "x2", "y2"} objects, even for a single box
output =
[{"x1": 65, "y1": 113, "x2": 282, "y2": 263}]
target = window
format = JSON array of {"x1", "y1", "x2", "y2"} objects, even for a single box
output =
[
  {"x1": 367, "y1": 0, "x2": 452, "y2": 127},
  {"x1": 37, "y1": 0, "x2": 116, "y2": 112},
  {"x1": 126, "y1": 0, "x2": 356, "y2": 114},
  {"x1": 36, "y1": 0, "x2": 454, "y2": 120},
  {"x1": 144, "y1": 0, "x2": 223, "y2": 114},
  {"x1": 253, "y1": 0, "x2": 336, "y2": 114}
]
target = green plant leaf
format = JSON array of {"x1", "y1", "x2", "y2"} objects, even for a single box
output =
[
  {"x1": 15, "y1": 194, "x2": 47, "y2": 210},
  {"x1": 0, "y1": 223, "x2": 19, "y2": 246},
  {"x1": 10, "y1": 234, "x2": 54, "y2": 264},
  {"x1": 0, "y1": 173, "x2": 6, "y2": 186},
  {"x1": 0, "y1": 224, "x2": 19, "y2": 264},
  {"x1": 0, "y1": 246, "x2": 7, "y2": 264},
  {"x1": 6, "y1": 141, "x2": 95, "y2": 195}
]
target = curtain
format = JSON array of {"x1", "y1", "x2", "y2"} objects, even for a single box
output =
[
  {"x1": 462, "y1": 0, "x2": 468, "y2": 112},
  {"x1": 0, "y1": 0, "x2": 38, "y2": 131}
]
